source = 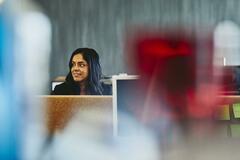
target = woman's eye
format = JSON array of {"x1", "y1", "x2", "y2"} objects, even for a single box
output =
[{"x1": 79, "y1": 63, "x2": 87, "y2": 67}]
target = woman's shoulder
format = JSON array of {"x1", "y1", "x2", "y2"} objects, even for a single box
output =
[
  {"x1": 102, "y1": 83, "x2": 112, "y2": 95},
  {"x1": 51, "y1": 82, "x2": 72, "y2": 95}
]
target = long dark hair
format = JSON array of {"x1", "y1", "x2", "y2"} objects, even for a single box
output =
[{"x1": 65, "y1": 48, "x2": 103, "y2": 95}]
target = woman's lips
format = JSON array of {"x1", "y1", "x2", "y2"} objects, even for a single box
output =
[{"x1": 73, "y1": 73, "x2": 82, "y2": 77}]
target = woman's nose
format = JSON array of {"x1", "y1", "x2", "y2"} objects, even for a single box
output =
[{"x1": 73, "y1": 65, "x2": 81, "y2": 71}]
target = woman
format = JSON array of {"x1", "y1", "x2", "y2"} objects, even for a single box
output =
[{"x1": 52, "y1": 48, "x2": 110, "y2": 95}]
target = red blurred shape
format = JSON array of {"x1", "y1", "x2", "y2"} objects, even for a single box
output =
[
  {"x1": 126, "y1": 29, "x2": 219, "y2": 122},
  {"x1": 138, "y1": 38, "x2": 193, "y2": 58}
]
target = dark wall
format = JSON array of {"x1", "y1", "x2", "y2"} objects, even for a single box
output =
[{"x1": 34, "y1": 0, "x2": 240, "y2": 80}]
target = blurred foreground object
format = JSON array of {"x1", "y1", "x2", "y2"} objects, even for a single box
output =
[
  {"x1": 9, "y1": 0, "x2": 52, "y2": 159},
  {"x1": 127, "y1": 29, "x2": 218, "y2": 121},
  {"x1": 33, "y1": 95, "x2": 160, "y2": 160},
  {"x1": 0, "y1": 1, "x2": 19, "y2": 159},
  {"x1": 122, "y1": 27, "x2": 240, "y2": 160}
]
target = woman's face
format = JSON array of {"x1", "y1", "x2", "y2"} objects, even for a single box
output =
[{"x1": 71, "y1": 53, "x2": 89, "y2": 83}]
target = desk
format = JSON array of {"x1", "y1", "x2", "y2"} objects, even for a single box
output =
[{"x1": 38, "y1": 96, "x2": 113, "y2": 135}]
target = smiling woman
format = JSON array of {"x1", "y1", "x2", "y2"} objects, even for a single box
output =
[
  {"x1": 71, "y1": 54, "x2": 89, "y2": 83},
  {"x1": 51, "y1": 48, "x2": 110, "y2": 95}
]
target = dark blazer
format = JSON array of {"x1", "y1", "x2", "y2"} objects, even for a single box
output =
[{"x1": 51, "y1": 82, "x2": 112, "y2": 95}]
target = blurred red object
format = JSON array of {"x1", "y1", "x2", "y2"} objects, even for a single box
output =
[{"x1": 126, "y1": 29, "x2": 220, "y2": 122}]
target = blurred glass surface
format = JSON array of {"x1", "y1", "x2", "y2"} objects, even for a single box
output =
[{"x1": 1, "y1": 0, "x2": 240, "y2": 160}]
